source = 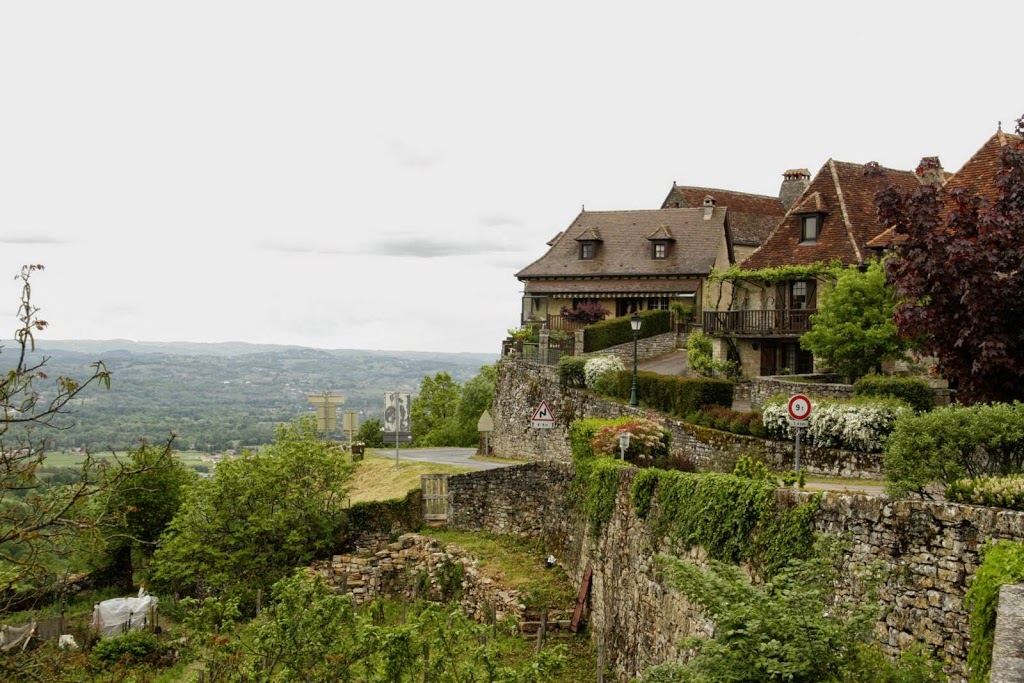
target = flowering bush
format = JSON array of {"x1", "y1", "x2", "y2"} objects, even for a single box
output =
[
  {"x1": 589, "y1": 416, "x2": 669, "y2": 464},
  {"x1": 584, "y1": 355, "x2": 625, "y2": 389},
  {"x1": 562, "y1": 301, "x2": 608, "y2": 324},
  {"x1": 947, "y1": 475, "x2": 1024, "y2": 510},
  {"x1": 762, "y1": 397, "x2": 909, "y2": 453}
]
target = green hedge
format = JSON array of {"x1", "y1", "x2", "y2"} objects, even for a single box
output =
[
  {"x1": 557, "y1": 356, "x2": 587, "y2": 387},
  {"x1": 854, "y1": 375, "x2": 934, "y2": 412},
  {"x1": 600, "y1": 370, "x2": 734, "y2": 416},
  {"x1": 884, "y1": 402, "x2": 1024, "y2": 497},
  {"x1": 583, "y1": 310, "x2": 672, "y2": 353}
]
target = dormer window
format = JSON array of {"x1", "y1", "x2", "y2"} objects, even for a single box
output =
[
  {"x1": 646, "y1": 226, "x2": 675, "y2": 260},
  {"x1": 580, "y1": 242, "x2": 595, "y2": 260},
  {"x1": 573, "y1": 226, "x2": 603, "y2": 260},
  {"x1": 800, "y1": 215, "x2": 820, "y2": 244},
  {"x1": 653, "y1": 242, "x2": 667, "y2": 259}
]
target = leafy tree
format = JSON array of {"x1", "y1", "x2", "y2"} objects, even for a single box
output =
[
  {"x1": 876, "y1": 117, "x2": 1024, "y2": 403},
  {"x1": 410, "y1": 372, "x2": 462, "y2": 446},
  {"x1": 800, "y1": 260, "x2": 909, "y2": 380},
  {"x1": 453, "y1": 364, "x2": 496, "y2": 446},
  {"x1": 0, "y1": 265, "x2": 162, "y2": 606},
  {"x1": 356, "y1": 417, "x2": 385, "y2": 447},
  {"x1": 91, "y1": 440, "x2": 196, "y2": 590},
  {"x1": 150, "y1": 415, "x2": 355, "y2": 606}
]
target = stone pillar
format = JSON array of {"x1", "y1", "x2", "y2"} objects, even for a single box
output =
[
  {"x1": 539, "y1": 328, "x2": 550, "y2": 365},
  {"x1": 574, "y1": 329, "x2": 585, "y2": 356},
  {"x1": 991, "y1": 584, "x2": 1024, "y2": 682}
]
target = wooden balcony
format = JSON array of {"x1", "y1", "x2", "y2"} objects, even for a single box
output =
[{"x1": 703, "y1": 308, "x2": 816, "y2": 337}]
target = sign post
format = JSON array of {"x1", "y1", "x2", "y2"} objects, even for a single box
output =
[
  {"x1": 787, "y1": 394, "x2": 812, "y2": 473},
  {"x1": 532, "y1": 401, "x2": 555, "y2": 462},
  {"x1": 477, "y1": 410, "x2": 494, "y2": 455}
]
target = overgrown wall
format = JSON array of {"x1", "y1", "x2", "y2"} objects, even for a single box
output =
[
  {"x1": 447, "y1": 462, "x2": 1024, "y2": 682},
  {"x1": 491, "y1": 359, "x2": 883, "y2": 478}
]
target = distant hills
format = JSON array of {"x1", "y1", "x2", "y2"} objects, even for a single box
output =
[{"x1": 1, "y1": 339, "x2": 498, "y2": 453}]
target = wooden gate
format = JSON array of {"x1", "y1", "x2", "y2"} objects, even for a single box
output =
[{"x1": 421, "y1": 474, "x2": 449, "y2": 522}]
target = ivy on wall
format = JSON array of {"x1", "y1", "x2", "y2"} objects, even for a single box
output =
[
  {"x1": 710, "y1": 261, "x2": 842, "y2": 285},
  {"x1": 630, "y1": 468, "x2": 820, "y2": 577}
]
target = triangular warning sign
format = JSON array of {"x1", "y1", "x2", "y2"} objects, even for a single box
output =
[{"x1": 532, "y1": 401, "x2": 554, "y2": 422}]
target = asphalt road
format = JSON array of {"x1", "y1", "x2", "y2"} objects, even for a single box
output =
[{"x1": 372, "y1": 447, "x2": 516, "y2": 470}]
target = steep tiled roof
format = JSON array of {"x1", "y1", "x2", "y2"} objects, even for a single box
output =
[
  {"x1": 742, "y1": 160, "x2": 921, "y2": 269},
  {"x1": 516, "y1": 208, "x2": 726, "y2": 281},
  {"x1": 661, "y1": 185, "x2": 784, "y2": 247},
  {"x1": 867, "y1": 130, "x2": 1023, "y2": 249}
]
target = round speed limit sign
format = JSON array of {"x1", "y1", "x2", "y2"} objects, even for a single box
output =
[{"x1": 788, "y1": 394, "x2": 812, "y2": 421}]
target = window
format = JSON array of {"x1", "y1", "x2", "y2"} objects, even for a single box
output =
[
  {"x1": 580, "y1": 242, "x2": 594, "y2": 260},
  {"x1": 800, "y1": 215, "x2": 819, "y2": 243},
  {"x1": 647, "y1": 297, "x2": 670, "y2": 310},
  {"x1": 791, "y1": 281, "x2": 808, "y2": 309},
  {"x1": 782, "y1": 343, "x2": 814, "y2": 374},
  {"x1": 653, "y1": 242, "x2": 667, "y2": 259}
]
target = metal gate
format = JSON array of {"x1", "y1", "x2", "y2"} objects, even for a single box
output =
[{"x1": 421, "y1": 474, "x2": 449, "y2": 522}]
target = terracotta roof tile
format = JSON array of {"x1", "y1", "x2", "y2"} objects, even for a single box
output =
[
  {"x1": 742, "y1": 160, "x2": 920, "y2": 269},
  {"x1": 516, "y1": 208, "x2": 726, "y2": 281},
  {"x1": 661, "y1": 185, "x2": 784, "y2": 247},
  {"x1": 791, "y1": 191, "x2": 828, "y2": 214}
]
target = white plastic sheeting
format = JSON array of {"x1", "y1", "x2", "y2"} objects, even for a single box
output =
[
  {"x1": 0, "y1": 622, "x2": 35, "y2": 651},
  {"x1": 90, "y1": 591, "x2": 158, "y2": 637}
]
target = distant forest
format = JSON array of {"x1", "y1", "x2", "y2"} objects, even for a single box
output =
[{"x1": 1, "y1": 340, "x2": 497, "y2": 453}]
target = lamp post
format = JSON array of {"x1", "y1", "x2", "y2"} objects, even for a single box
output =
[
  {"x1": 618, "y1": 431, "x2": 631, "y2": 460},
  {"x1": 629, "y1": 313, "x2": 642, "y2": 407}
]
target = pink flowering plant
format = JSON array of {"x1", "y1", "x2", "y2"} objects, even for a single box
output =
[{"x1": 590, "y1": 416, "x2": 669, "y2": 464}]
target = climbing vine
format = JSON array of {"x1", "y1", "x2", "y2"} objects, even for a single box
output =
[
  {"x1": 710, "y1": 261, "x2": 843, "y2": 285},
  {"x1": 629, "y1": 469, "x2": 820, "y2": 577}
]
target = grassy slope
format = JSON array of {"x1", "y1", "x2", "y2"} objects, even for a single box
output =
[{"x1": 346, "y1": 451, "x2": 473, "y2": 504}]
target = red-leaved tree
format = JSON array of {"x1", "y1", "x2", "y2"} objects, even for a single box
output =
[{"x1": 875, "y1": 116, "x2": 1024, "y2": 404}]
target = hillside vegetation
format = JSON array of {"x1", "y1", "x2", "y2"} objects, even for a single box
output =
[{"x1": 0, "y1": 340, "x2": 495, "y2": 452}]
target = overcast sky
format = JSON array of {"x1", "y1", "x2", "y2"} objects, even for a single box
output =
[{"x1": 0, "y1": 1, "x2": 1018, "y2": 354}]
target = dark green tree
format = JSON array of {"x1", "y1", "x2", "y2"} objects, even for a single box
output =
[
  {"x1": 355, "y1": 417, "x2": 385, "y2": 447},
  {"x1": 800, "y1": 260, "x2": 909, "y2": 380},
  {"x1": 91, "y1": 440, "x2": 196, "y2": 590},
  {"x1": 453, "y1": 364, "x2": 496, "y2": 446}
]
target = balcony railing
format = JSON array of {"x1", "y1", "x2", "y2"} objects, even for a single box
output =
[{"x1": 703, "y1": 308, "x2": 817, "y2": 336}]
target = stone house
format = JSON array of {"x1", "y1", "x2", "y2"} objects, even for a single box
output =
[
  {"x1": 702, "y1": 158, "x2": 927, "y2": 377},
  {"x1": 515, "y1": 207, "x2": 733, "y2": 328}
]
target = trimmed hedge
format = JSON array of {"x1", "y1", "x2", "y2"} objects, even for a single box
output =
[
  {"x1": 966, "y1": 541, "x2": 1024, "y2": 682},
  {"x1": 599, "y1": 370, "x2": 734, "y2": 416},
  {"x1": 884, "y1": 402, "x2": 1024, "y2": 497},
  {"x1": 583, "y1": 309, "x2": 672, "y2": 353},
  {"x1": 854, "y1": 374, "x2": 934, "y2": 412}
]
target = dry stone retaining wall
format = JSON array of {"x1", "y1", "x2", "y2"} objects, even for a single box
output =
[
  {"x1": 446, "y1": 461, "x2": 1024, "y2": 682},
  {"x1": 310, "y1": 534, "x2": 526, "y2": 624}
]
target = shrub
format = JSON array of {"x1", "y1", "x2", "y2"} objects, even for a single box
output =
[
  {"x1": 687, "y1": 330, "x2": 738, "y2": 378},
  {"x1": 569, "y1": 418, "x2": 619, "y2": 461},
  {"x1": 561, "y1": 300, "x2": 608, "y2": 324},
  {"x1": 884, "y1": 402, "x2": 1024, "y2": 497},
  {"x1": 91, "y1": 630, "x2": 162, "y2": 667},
  {"x1": 763, "y1": 396, "x2": 909, "y2": 453},
  {"x1": 854, "y1": 374, "x2": 934, "y2": 412},
  {"x1": 947, "y1": 474, "x2": 1024, "y2": 510},
  {"x1": 583, "y1": 310, "x2": 672, "y2": 353},
  {"x1": 690, "y1": 406, "x2": 765, "y2": 437},
  {"x1": 583, "y1": 355, "x2": 624, "y2": 389},
  {"x1": 589, "y1": 417, "x2": 670, "y2": 465},
  {"x1": 966, "y1": 541, "x2": 1024, "y2": 683},
  {"x1": 556, "y1": 356, "x2": 587, "y2": 387}
]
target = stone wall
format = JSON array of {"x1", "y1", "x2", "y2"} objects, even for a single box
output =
[
  {"x1": 579, "y1": 331, "x2": 679, "y2": 364},
  {"x1": 446, "y1": 462, "x2": 1024, "y2": 682},
  {"x1": 310, "y1": 534, "x2": 527, "y2": 624},
  {"x1": 991, "y1": 584, "x2": 1024, "y2": 682},
  {"x1": 749, "y1": 375, "x2": 854, "y2": 409},
  {"x1": 491, "y1": 358, "x2": 883, "y2": 478}
]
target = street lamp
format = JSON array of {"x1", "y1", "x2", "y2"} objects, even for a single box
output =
[
  {"x1": 618, "y1": 431, "x2": 631, "y2": 460},
  {"x1": 629, "y1": 313, "x2": 642, "y2": 407}
]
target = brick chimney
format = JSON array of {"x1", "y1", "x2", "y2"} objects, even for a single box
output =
[
  {"x1": 703, "y1": 195, "x2": 715, "y2": 220},
  {"x1": 916, "y1": 156, "x2": 946, "y2": 186},
  {"x1": 779, "y1": 169, "x2": 811, "y2": 210}
]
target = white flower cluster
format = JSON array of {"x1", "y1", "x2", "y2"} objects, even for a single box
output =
[
  {"x1": 762, "y1": 400, "x2": 909, "y2": 453},
  {"x1": 584, "y1": 355, "x2": 625, "y2": 389}
]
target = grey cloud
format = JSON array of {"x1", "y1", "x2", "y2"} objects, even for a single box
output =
[
  {"x1": 0, "y1": 234, "x2": 65, "y2": 245},
  {"x1": 256, "y1": 241, "x2": 347, "y2": 255},
  {"x1": 478, "y1": 213, "x2": 524, "y2": 228},
  {"x1": 388, "y1": 140, "x2": 443, "y2": 169},
  {"x1": 359, "y1": 235, "x2": 533, "y2": 259}
]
